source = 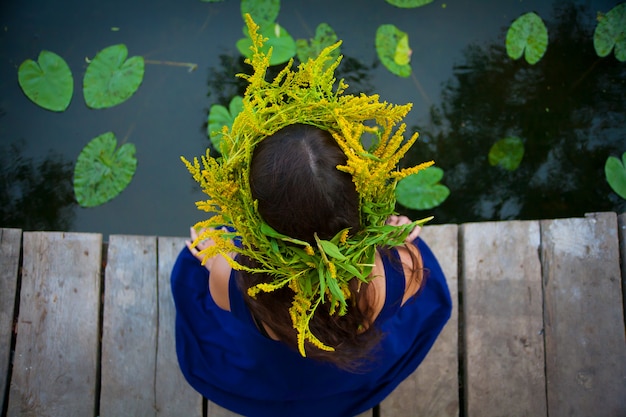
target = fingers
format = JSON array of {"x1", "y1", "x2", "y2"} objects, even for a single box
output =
[
  {"x1": 406, "y1": 225, "x2": 421, "y2": 243},
  {"x1": 386, "y1": 215, "x2": 421, "y2": 243}
]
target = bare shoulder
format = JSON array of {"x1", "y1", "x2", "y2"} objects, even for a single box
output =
[
  {"x1": 396, "y1": 243, "x2": 423, "y2": 305},
  {"x1": 208, "y1": 254, "x2": 234, "y2": 311}
]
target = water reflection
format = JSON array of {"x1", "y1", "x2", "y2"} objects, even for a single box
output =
[
  {"x1": 402, "y1": 2, "x2": 626, "y2": 224},
  {"x1": 0, "y1": 140, "x2": 76, "y2": 231}
]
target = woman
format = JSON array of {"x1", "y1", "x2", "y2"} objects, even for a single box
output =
[{"x1": 172, "y1": 15, "x2": 451, "y2": 417}]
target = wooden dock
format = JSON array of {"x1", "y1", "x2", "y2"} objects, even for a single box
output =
[{"x1": 1, "y1": 212, "x2": 625, "y2": 417}]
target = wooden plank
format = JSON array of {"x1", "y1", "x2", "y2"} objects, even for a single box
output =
[
  {"x1": 541, "y1": 212, "x2": 626, "y2": 417},
  {"x1": 100, "y1": 235, "x2": 158, "y2": 417},
  {"x1": 380, "y1": 224, "x2": 459, "y2": 417},
  {"x1": 7, "y1": 232, "x2": 102, "y2": 417},
  {"x1": 462, "y1": 220, "x2": 547, "y2": 417},
  {"x1": 156, "y1": 237, "x2": 203, "y2": 416},
  {"x1": 0, "y1": 229, "x2": 22, "y2": 413}
]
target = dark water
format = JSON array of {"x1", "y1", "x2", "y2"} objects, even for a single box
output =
[{"x1": 1, "y1": 0, "x2": 624, "y2": 239}]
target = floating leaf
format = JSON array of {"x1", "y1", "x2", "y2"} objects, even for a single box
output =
[
  {"x1": 376, "y1": 24, "x2": 412, "y2": 77},
  {"x1": 237, "y1": 22, "x2": 296, "y2": 66},
  {"x1": 73, "y1": 132, "x2": 137, "y2": 207},
  {"x1": 208, "y1": 96, "x2": 243, "y2": 152},
  {"x1": 296, "y1": 23, "x2": 340, "y2": 63},
  {"x1": 394, "y1": 34, "x2": 412, "y2": 65},
  {"x1": 18, "y1": 50, "x2": 73, "y2": 112},
  {"x1": 505, "y1": 12, "x2": 548, "y2": 65},
  {"x1": 488, "y1": 136, "x2": 524, "y2": 171},
  {"x1": 396, "y1": 167, "x2": 450, "y2": 210},
  {"x1": 385, "y1": 0, "x2": 434, "y2": 8},
  {"x1": 83, "y1": 44, "x2": 144, "y2": 109},
  {"x1": 605, "y1": 152, "x2": 626, "y2": 199},
  {"x1": 593, "y1": 3, "x2": 626, "y2": 62},
  {"x1": 241, "y1": 0, "x2": 280, "y2": 28}
]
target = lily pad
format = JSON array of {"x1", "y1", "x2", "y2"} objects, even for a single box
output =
[
  {"x1": 605, "y1": 152, "x2": 626, "y2": 199},
  {"x1": 488, "y1": 136, "x2": 524, "y2": 171},
  {"x1": 18, "y1": 50, "x2": 73, "y2": 112},
  {"x1": 385, "y1": 0, "x2": 434, "y2": 8},
  {"x1": 83, "y1": 44, "x2": 145, "y2": 109},
  {"x1": 208, "y1": 95, "x2": 243, "y2": 152},
  {"x1": 505, "y1": 12, "x2": 548, "y2": 65},
  {"x1": 593, "y1": 3, "x2": 626, "y2": 62},
  {"x1": 376, "y1": 24, "x2": 412, "y2": 77},
  {"x1": 73, "y1": 132, "x2": 137, "y2": 207},
  {"x1": 241, "y1": 0, "x2": 280, "y2": 28},
  {"x1": 396, "y1": 167, "x2": 450, "y2": 210},
  {"x1": 237, "y1": 22, "x2": 296, "y2": 66},
  {"x1": 296, "y1": 23, "x2": 340, "y2": 63}
]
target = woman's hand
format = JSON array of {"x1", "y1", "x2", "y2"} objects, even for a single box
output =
[
  {"x1": 386, "y1": 215, "x2": 421, "y2": 243},
  {"x1": 186, "y1": 227, "x2": 217, "y2": 271}
]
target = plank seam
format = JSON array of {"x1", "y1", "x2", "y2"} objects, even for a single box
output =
[
  {"x1": 617, "y1": 214, "x2": 626, "y2": 333},
  {"x1": 154, "y1": 237, "x2": 160, "y2": 416},
  {"x1": 94, "y1": 241, "x2": 108, "y2": 417},
  {"x1": 538, "y1": 221, "x2": 550, "y2": 417},
  {"x1": 457, "y1": 224, "x2": 466, "y2": 417},
  {"x1": 1, "y1": 231, "x2": 23, "y2": 417}
]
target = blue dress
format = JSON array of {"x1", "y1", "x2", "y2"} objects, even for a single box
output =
[{"x1": 171, "y1": 238, "x2": 452, "y2": 417}]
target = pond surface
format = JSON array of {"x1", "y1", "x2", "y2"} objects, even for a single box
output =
[{"x1": 1, "y1": 0, "x2": 624, "y2": 239}]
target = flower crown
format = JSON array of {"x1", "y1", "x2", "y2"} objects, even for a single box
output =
[{"x1": 182, "y1": 14, "x2": 434, "y2": 357}]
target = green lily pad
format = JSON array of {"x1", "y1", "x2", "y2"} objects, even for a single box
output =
[
  {"x1": 296, "y1": 23, "x2": 340, "y2": 63},
  {"x1": 83, "y1": 44, "x2": 145, "y2": 109},
  {"x1": 376, "y1": 24, "x2": 412, "y2": 78},
  {"x1": 237, "y1": 22, "x2": 296, "y2": 66},
  {"x1": 488, "y1": 136, "x2": 524, "y2": 171},
  {"x1": 241, "y1": 0, "x2": 280, "y2": 28},
  {"x1": 396, "y1": 167, "x2": 450, "y2": 210},
  {"x1": 385, "y1": 0, "x2": 434, "y2": 8},
  {"x1": 73, "y1": 132, "x2": 137, "y2": 207},
  {"x1": 505, "y1": 12, "x2": 548, "y2": 65},
  {"x1": 208, "y1": 95, "x2": 243, "y2": 152},
  {"x1": 605, "y1": 152, "x2": 626, "y2": 199},
  {"x1": 594, "y1": 3, "x2": 626, "y2": 62},
  {"x1": 18, "y1": 50, "x2": 73, "y2": 112}
]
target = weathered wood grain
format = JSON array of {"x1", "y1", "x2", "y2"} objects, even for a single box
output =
[
  {"x1": 100, "y1": 235, "x2": 158, "y2": 417},
  {"x1": 541, "y1": 212, "x2": 626, "y2": 417},
  {"x1": 462, "y1": 220, "x2": 546, "y2": 417},
  {"x1": 156, "y1": 237, "x2": 203, "y2": 416},
  {"x1": 7, "y1": 232, "x2": 102, "y2": 417},
  {"x1": 380, "y1": 224, "x2": 459, "y2": 417},
  {"x1": 0, "y1": 228, "x2": 22, "y2": 413}
]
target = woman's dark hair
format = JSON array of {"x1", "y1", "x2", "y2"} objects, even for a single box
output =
[
  {"x1": 237, "y1": 124, "x2": 419, "y2": 371},
  {"x1": 249, "y1": 123, "x2": 360, "y2": 242}
]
